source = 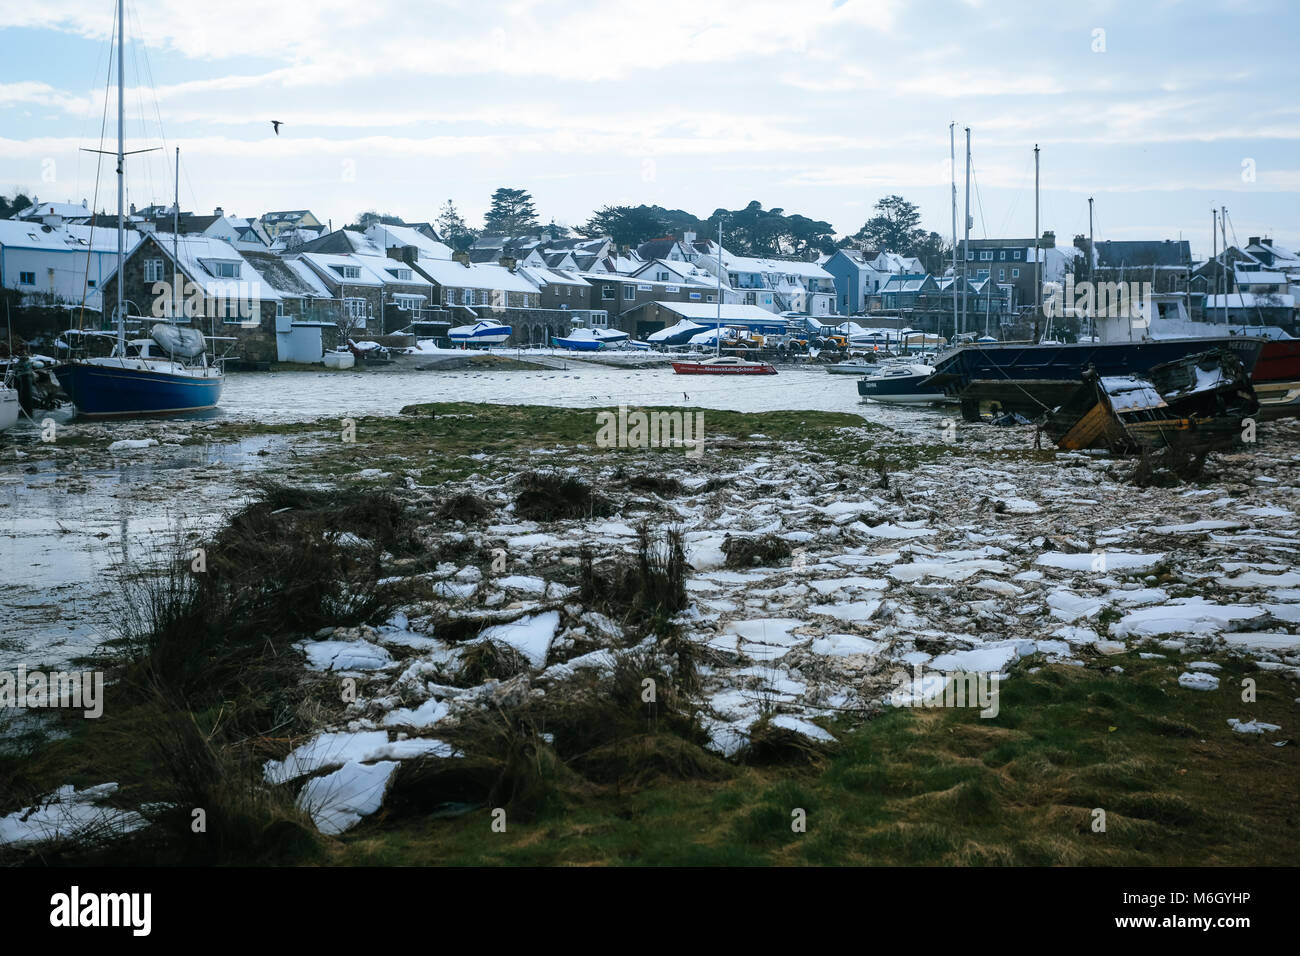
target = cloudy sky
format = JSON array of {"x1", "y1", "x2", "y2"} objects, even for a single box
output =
[{"x1": 1, "y1": 0, "x2": 1297, "y2": 257}]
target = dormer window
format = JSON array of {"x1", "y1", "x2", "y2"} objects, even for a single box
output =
[
  {"x1": 333, "y1": 264, "x2": 362, "y2": 280},
  {"x1": 392, "y1": 268, "x2": 412, "y2": 280},
  {"x1": 201, "y1": 259, "x2": 241, "y2": 278}
]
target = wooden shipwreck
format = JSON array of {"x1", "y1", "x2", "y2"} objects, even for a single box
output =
[{"x1": 1043, "y1": 348, "x2": 1259, "y2": 453}]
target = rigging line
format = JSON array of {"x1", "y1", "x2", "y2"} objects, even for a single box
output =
[
  {"x1": 1225, "y1": 208, "x2": 1268, "y2": 329},
  {"x1": 969, "y1": 158, "x2": 988, "y2": 240},
  {"x1": 131, "y1": 0, "x2": 171, "y2": 208},
  {"x1": 126, "y1": 3, "x2": 156, "y2": 212},
  {"x1": 73, "y1": 16, "x2": 113, "y2": 214},
  {"x1": 76, "y1": 11, "x2": 118, "y2": 334}
]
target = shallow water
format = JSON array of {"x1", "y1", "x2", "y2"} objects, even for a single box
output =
[{"x1": 0, "y1": 363, "x2": 951, "y2": 670}]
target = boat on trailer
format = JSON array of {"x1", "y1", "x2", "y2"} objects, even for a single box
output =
[
  {"x1": 448, "y1": 319, "x2": 512, "y2": 346},
  {"x1": 671, "y1": 355, "x2": 777, "y2": 375}
]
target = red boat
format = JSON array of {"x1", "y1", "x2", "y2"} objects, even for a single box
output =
[
  {"x1": 1253, "y1": 338, "x2": 1300, "y2": 383},
  {"x1": 671, "y1": 356, "x2": 777, "y2": 375}
]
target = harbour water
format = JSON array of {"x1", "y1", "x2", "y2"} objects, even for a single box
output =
[{"x1": 3, "y1": 363, "x2": 943, "y2": 669}]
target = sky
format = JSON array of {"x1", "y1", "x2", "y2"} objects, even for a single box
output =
[{"x1": 1, "y1": 0, "x2": 1298, "y2": 260}]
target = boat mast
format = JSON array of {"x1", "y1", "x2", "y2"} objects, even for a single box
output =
[
  {"x1": 173, "y1": 146, "x2": 180, "y2": 321},
  {"x1": 1211, "y1": 208, "x2": 1218, "y2": 325},
  {"x1": 1034, "y1": 144, "x2": 1041, "y2": 324},
  {"x1": 1087, "y1": 196, "x2": 1094, "y2": 340},
  {"x1": 115, "y1": 0, "x2": 125, "y2": 357},
  {"x1": 962, "y1": 127, "x2": 970, "y2": 336},
  {"x1": 715, "y1": 219, "x2": 722, "y2": 356},
  {"x1": 1220, "y1": 205, "x2": 1228, "y2": 327},
  {"x1": 949, "y1": 122, "x2": 958, "y2": 341}
]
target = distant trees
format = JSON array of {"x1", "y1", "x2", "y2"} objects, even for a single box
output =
[
  {"x1": 483, "y1": 187, "x2": 538, "y2": 235},
  {"x1": 702, "y1": 201, "x2": 836, "y2": 258},
  {"x1": 436, "y1": 200, "x2": 477, "y2": 252},
  {"x1": 0, "y1": 191, "x2": 34, "y2": 219},
  {"x1": 853, "y1": 195, "x2": 921, "y2": 254},
  {"x1": 581, "y1": 205, "x2": 667, "y2": 246},
  {"x1": 853, "y1": 195, "x2": 952, "y2": 271},
  {"x1": 346, "y1": 210, "x2": 404, "y2": 233}
]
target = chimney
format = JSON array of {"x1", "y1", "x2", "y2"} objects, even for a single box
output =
[
  {"x1": 42, "y1": 208, "x2": 63, "y2": 229},
  {"x1": 683, "y1": 230, "x2": 696, "y2": 245},
  {"x1": 499, "y1": 255, "x2": 517, "y2": 272},
  {"x1": 453, "y1": 251, "x2": 471, "y2": 267},
  {"x1": 138, "y1": 221, "x2": 156, "y2": 235},
  {"x1": 388, "y1": 246, "x2": 418, "y2": 265},
  {"x1": 1041, "y1": 230, "x2": 1056, "y2": 248},
  {"x1": 214, "y1": 206, "x2": 224, "y2": 217},
  {"x1": 1248, "y1": 236, "x2": 1260, "y2": 247}
]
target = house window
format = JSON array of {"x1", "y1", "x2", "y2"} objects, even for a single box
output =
[
  {"x1": 637, "y1": 283, "x2": 652, "y2": 292},
  {"x1": 208, "y1": 260, "x2": 241, "y2": 278},
  {"x1": 999, "y1": 251, "x2": 1007, "y2": 260},
  {"x1": 980, "y1": 251, "x2": 993, "y2": 261},
  {"x1": 1013, "y1": 250, "x2": 1022, "y2": 260},
  {"x1": 462, "y1": 288, "x2": 474, "y2": 305},
  {"x1": 395, "y1": 295, "x2": 421, "y2": 311},
  {"x1": 689, "y1": 292, "x2": 701, "y2": 300},
  {"x1": 335, "y1": 265, "x2": 361, "y2": 279},
  {"x1": 18, "y1": 271, "x2": 35, "y2": 285},
  {"x1": 394, "y1": 268, "x2": 412, "y2": 280},
  {"x1": 344, "y1": 297, "x2": 367, "y2": 319},
  {"x1": 601, "y1": 286, "x2": 615, "y2": 300},
  {"x1": 87, "y1": 279, "x2": 96, "y2": 288},
  {"x1": 1012, "y1": 268, "x2": 1020, "y2": 278},
  {"x1": 624, "y1": 286, "x2": 635, "y2": 300},
  {"x1": 443, "y1": 288, "x2": 454, "y2": 304},
  {"x1": 965, "y1": 250, "x2": 974, "y2": 261},
  {"x1": 706, "y1": 294, "x2": 716, "y2": 303},
  {"x1": 728, "y1": 273, "x2": 739, "y2": 286},
  {"x1": 144, "y1": 259, "x2": 165, "y2": 282},
  {"x1": 220, "y1": 297, "x2": 251, "y2": 325},
  {"x1": 999, "y1": 269, "x2": 1005, "y2": 280},
  {"x1": 665, "y1": 285, "x2": 679, "y2": 293}
]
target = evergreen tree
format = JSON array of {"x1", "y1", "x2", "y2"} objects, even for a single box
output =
[
  {"x1": 436, "y1": 200, "x2": 477, "y2": 252},
  {"x1": 483, "y1": 187, "x2": 538, "y2": 236}
]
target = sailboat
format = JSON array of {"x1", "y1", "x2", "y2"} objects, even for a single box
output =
[
  {"x1": 672, "y1": 224, "x2": 776, "y2": 375},
  {"x1": 53, "y1": 0, "x2": 223, "y2": 417}
]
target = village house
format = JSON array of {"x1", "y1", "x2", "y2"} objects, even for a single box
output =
[
  {"x1": 1089, "y1": 239, "x2": 1189, "y2": 295},
  {"x1": 258, "y1": 209, "x2": 323, "y2": 239},
  {"x1": 579, "y1": 269, "x2": 722, "y2": 336},
  {"x1": 963, "y1": 233, "x2": 1074, "y2": 312},
  {"x1": 98, "y1": 232, "x2": 283, "y2": 361},
  {"x1": 240, "y1": 250, "x2": 341, "y2": 362},
  {"x1": 823, "y1": 249, "x2": 925, "y2": 315},
  {"x1": 296, "y1": 249, "x2": 436, "y2": 336},
  {"x1": 0, "y1": 209, "x2": 142, "y2": 311}
]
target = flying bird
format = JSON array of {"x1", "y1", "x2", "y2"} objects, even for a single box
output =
[{"x1": 271, "y1": 120, "x2": 283, "y2": 135}]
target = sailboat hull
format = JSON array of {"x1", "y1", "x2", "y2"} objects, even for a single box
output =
[{"x1": 53, "y1": 362, "x2": 223, "y2": 416}]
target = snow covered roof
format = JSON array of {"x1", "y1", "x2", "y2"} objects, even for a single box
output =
[
  {"x1": 15, "y1": 200, "x2": 91, "y2": 220},
  {"x1": 1205, "y1": 293, "x2": 1296, "y2": 308},
  {"x1": 518, "y1": 266, "x2": 589, "y2": 288},
  {"x1": 711, "y1": 248, "x2": 832, "y2": 279},
  {"x1": 414, "y1": 258, "x2": 540, "y2": 294},
  {"x1": 365, "y1": 223, "x2": 452, "y2": 261},
  {"x1": 155, "y1": 234, "x2": 283, "y2": 301},
  {"x1": 655, "y1": 302, "x2": 783, "y2": 322},
  {"x1": 0, "y1": 219, "x2": 141, "y2": 254},
  {"x1": 1100, "y1": 376, "x2": 1166, "y2": 413},
  {"x1": 1234, "y1": 268, "x2": 1288, "y2": 284}
]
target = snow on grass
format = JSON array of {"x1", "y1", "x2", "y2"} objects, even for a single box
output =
[
  {"x1": 300, "y1": 639, "x2": 392, "y2": 672},
  {"x1": 1036, "y1": 551, "x2": 1163, "y2": 572},
  {"x1": 809, "y1": 600, "x2": 882, "y2": 623},
  {"x1": 1227, "y1": 718, "x2": 1281, "y2": 734},
  {"x1": 1112, "y1": 599, "x2": 1265, "y2": 638},
  {"x1": 298, "y1": 760, "x2": 397, "y2": 835},
  {"x1": 809, "y1": 633, "x2": 882, "y2": 657},
  {"x1": 0, "y1": 783, "x2": 147, "y2": 847},
  {"x1": 1178, "y1": 671, "x2": 1220, "y2": 691},
  {"x1": 475, "y1": 610, "x2": 560, "y2": 668}
]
